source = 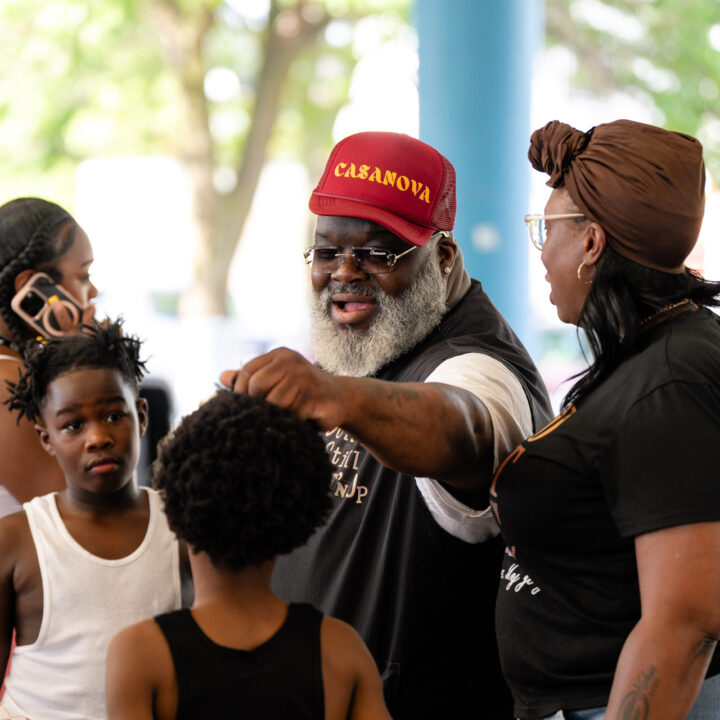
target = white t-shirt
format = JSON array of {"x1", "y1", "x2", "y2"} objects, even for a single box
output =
[{"x1": 416, "y1": 353, "x2": 532, "y2": 543}]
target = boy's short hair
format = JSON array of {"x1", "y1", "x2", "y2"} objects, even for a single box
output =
[
  {"x1": 5, "y1": 319, "x2": 146, "y2": 422},
  {"x1": 153, "y1": 391, "x2": 333, "y2": 572}
]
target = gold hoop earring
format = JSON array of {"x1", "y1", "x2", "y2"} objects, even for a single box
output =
[{"x1": 577, "y1": 261, "x2": 593, "y2": 285}]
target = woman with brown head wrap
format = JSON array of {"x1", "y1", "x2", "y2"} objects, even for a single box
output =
[{"x1": 490, "y1": 119, "x2": 720, "y2": 719}]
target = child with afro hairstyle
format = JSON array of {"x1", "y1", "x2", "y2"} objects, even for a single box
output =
[
  {"x1": 106, "y1": 390, "x2": 392, "y2": 720},
  {"x1": 0, "y1": 320, "x2": 189, "y2": 720}
]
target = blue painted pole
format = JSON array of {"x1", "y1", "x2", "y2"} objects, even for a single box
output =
[{"x1": 415, "y1": 0, "x2": 542, "y2": 347}]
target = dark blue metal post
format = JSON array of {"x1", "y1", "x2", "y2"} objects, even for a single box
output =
[{"x1": 415, "y1": 0, "x2": 542, "y2": 346}]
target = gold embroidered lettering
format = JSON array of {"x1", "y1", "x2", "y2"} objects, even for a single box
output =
[
  {"x1": 383, "y1": 170, "x2": 397, "y2": 186},
  {"x1": 334, "y1": 162, "x2": 429, "y2": 205}
]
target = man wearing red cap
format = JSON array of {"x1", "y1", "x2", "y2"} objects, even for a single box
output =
[{"x1": 221, "y1": 132, "x2": 551, "y2": 719}]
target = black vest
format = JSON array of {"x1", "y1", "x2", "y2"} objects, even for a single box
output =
[{"x1": 273, "y1": 281, "x2": 552, "y2": 720}]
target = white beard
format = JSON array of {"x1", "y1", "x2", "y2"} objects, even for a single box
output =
[{"x1": 310, "y1": 252, "x2": 447, "y2": 377}]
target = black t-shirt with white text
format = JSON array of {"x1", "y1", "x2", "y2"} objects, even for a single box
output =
[{"x1": 491, "y1": 307, "x2": 720, "y2": 718}]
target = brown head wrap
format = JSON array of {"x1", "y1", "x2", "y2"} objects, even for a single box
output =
[{"x1": 528, "y1": 119, "x2": 706, "y2": 273}]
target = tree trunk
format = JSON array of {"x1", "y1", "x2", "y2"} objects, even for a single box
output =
[{"x1": 150, "y1": 0, "x2": 330, "y2": 316}]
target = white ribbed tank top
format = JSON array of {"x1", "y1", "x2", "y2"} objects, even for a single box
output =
[{"x1": 2, "y1": 488, "x2": 181, "y2": 720}]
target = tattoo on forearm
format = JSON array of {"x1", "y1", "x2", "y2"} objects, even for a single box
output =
[
  {"x1": 382, "y1": 386, "x2": 420, "y2": 408},
  {"x1": 618, "y1": 666, "x2": 657, "y2": 720}
]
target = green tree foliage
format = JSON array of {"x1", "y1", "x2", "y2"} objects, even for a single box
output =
[
  {"x1": 4, "y1": 0, "x2": 719, "y2": 316},
  {"x1": 0, "y1": 0, "x2": 409, "y2": 314},
  {"x1": 0, "y1": 0, "x2": 172, "y2": 206},
  {"x1": 546, "y1": 0, "x2": 720, "y2": 181}
]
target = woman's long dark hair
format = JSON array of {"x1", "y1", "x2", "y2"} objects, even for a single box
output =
[
  {"x1": 0, "y1": 198, "x2": 76, "y2": 345},
  {"x1": 563, "y1": 243, "x2": 720, "y2": 409}
]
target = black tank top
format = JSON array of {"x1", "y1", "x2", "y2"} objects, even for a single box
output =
[{"x1": 154, "y1": 603, "x2": 325, "y2": 718}]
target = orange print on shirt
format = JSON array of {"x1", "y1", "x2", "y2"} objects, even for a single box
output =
[{"x1": 489, "y1": 404, "x2": 577, "y2": 526}]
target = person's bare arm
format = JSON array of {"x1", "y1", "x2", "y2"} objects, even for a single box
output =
[
  {"x1": 321, "y1": 617, "x2": 392, "y2": 720},
  {"x1": 220, "y1": 347, "x2": 494, "y2": 491},
  {"x1": 605, "y1": 521, "x2": 720, "y2": 718},
  {"x1": 106, "y1": 619, "x2": 177, "y2": 720},
  {"x1": 0, "y1": 362, "x2": 65, "y2": 502},
  {"x1": 0, "y1": 515, "x2": 19, "y2": 678}
]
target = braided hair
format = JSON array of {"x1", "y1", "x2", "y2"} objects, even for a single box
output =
[
  {"x1": 5, "y1": 319, "x2": 146, "y2": 423},
  {"x1": 0, "y1": 198, "x2": 77, "y2": 346}
]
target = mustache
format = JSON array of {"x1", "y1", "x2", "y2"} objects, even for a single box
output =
[{"x1": 318, "y1": 282, "x2": 385, "y2": 302}]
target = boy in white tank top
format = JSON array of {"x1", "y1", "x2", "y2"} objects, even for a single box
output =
[{"x1": 0, "y1": 320, "x2": 190, "y2": 720}]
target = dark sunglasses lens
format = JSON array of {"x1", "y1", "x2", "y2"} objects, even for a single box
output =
[
  {"x1": 309, "y1": 247, "x2": 394, "y2": 274},
  {"x1": 312, "y1": 248, "x2": 340, "y2": 270},
  {"x1": 355, "y1": 248, "x2": 392, "y2": 273}
]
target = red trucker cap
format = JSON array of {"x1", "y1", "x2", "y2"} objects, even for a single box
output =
[{"x1": 309, "y1": 131, "x2": 456, "y2": 247}]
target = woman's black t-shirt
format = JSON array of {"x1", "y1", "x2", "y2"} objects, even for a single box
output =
[{"x1": 491, "y1": 307, "x2": 720, "y2": 718}]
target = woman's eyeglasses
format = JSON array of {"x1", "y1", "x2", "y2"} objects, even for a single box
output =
[{"x1": 524, "y1": 213, "x2": 585, "y2": 250}]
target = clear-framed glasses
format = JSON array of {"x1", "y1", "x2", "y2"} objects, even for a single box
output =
[
  {"x1": 524, "y1": 213, "x2": 586, "y2": 250},
  {"x1": 303, "y1": 230, "x2": 451, "y2": 274}
]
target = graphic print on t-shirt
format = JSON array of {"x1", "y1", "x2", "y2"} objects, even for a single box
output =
[
  {"x1": 499, "y1": 547, "x2": 542, "y2": 596},
  {"x1": 490, "y1": 404, "x2": 576, "y2": 534},
  {"x1": 490, "y1": 405, "x2": 577, "y2": 597},
  {"x1": 324, "y1": 427, "x2": 369, "y2": 504}
]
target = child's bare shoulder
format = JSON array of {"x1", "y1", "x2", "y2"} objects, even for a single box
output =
[
  {"x1": 0, "y1": 510, "x2": 41, "y2": 607},
  {"x1": 320, "y1": 616, "x2": 391, "y2": 720},
  {"x1": 110, "y1": 616, "x2": 166, "y2": 656},
  {"x1": 320, "y1": 615, "x2": 380, "y2": 686},
  {"x1": 107, "y1": 617, "x2": 173, "y2": 695},
  {"x1": 107, "y1": 616, "x2": 178, "y2": 720},
  {"x1": 0, "y1": 510, "x2": 33, "y2": 570},
  {"x1": 321, "y1": 615, "x2": 368, "y2": 659}
]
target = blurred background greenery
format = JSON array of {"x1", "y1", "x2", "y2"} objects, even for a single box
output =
[{"x1": 1, "y1": 0, "x2": 719, "y2": 413}]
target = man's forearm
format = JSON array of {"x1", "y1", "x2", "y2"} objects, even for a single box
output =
[
  {"x1": 221, "y1": 349, "x2": 495, "y2": 490},
  {"x1": 338, "y1": 377, "x2": 494, "y2": 489}
]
